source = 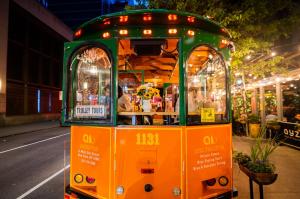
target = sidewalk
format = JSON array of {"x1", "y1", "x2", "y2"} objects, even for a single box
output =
[
  {"x1": 233, "y1": 136, "x2": 300, "y2": 199},
  {"x1": 0, "y1": 120, "x2": 60, "y2": 138}
]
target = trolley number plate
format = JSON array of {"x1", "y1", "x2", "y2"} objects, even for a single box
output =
[{"x1": 136, "y1": 133, "x2": 160, "y2": 145}]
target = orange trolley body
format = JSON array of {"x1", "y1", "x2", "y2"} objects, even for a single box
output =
[{"x1": 62, "y1": 9, "x2": 234, "y2": 199}]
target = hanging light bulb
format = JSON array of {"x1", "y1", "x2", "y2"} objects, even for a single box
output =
[
  {"x1": 90, "y1": 65, "x2": 98, "y2": 74},
  {"x1": 271, "y1": 51, "x2": 276, "y2": 56},
  {"x1": 83, "y1": 82, "x2": 88, "y2": 89}
]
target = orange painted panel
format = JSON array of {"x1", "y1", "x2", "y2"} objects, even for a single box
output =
[
  {"x1": 70, "y1": 126, "x2": 113, "y2": 199},
  {"x1": 114, "y1": 127, "x2": 183, "y2": 199},
  {"x1": 186, "y1": 125, "x2": 232, "y2": 199}
]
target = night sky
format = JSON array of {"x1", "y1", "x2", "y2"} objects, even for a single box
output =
[{"x1": 44, "y1": 0, "x2": 135, "y2": 29}]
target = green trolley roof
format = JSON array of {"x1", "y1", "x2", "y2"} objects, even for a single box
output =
[{"x1": 73, "y1": 9, "x2": 231, "y2": 40}]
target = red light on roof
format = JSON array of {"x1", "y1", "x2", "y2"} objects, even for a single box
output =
[
  {"x1": 220, "y1": 39, "x2": 229, "y2": 48},
  {"x1": 168, "y1": 14, "x2": 177, "y2": 21},
  {"x1": 187, "y1": 30, "x2": 195, "y2": 36},
  {"x1": 168, "y1": 28, "x2": 177, "y2": 34},
  {"x1": 187, "y1": 16, "x2": 195, "y2": 23},
  {"x1": 102, "y1": 32, "x2": 110, "y2": 38},
  {"x1": 143, "y1": 15, "x2": 152, "y2": 21},
  {"x1": 120, "y1": 16, "x2": 128, "y2": 22},
  {"x1": 74, "y1": 29, "x2": 82, "y2": 38},
  {"x1": 103, "y1": 19, "x2": 110, "y2": 25},
  {"x1": 119, "y1": 29, "x2": 128, "y2": 35}
]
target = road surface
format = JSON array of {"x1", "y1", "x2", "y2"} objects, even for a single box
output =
[{"x1": 0, "y1": 127, "x2": 70, "y2": 199}]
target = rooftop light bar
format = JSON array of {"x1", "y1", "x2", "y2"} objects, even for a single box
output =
[
  {"x1": 187, "y1": 30, "x2": 195, "y2": 36},
  {"x1": 168, "y1": 28, "x2": 177, "y2": 34},
  {"x1": 119, "y1": 16, "x2": 128, "y2": 23},
  {"x1": 143, "y1": 29, "x2": 152, "y2": 35},
  {"x1": 102, "y1": 32, "x2": 110, "y2": 38},
  {"x1": 220, "y1": 39, "x2": 229, "y2": 48},
  {"x1": 168, "y1": 14, "x2": 177, "y2": 21},
  {"x1": 143, "y1": 15, "x2": 152, "y2": 21},
  {"x1": 187, "y1": 16, "x2": 195, "y2": 23},
  {"x1": 119, "y1": 29, "x2": 128, "y2": 35},
  {"x1": 74, "y1": 29, "x2": 82, "y2": 38},
  {"x1": 103, "y1": 18, "x2": 110, "y2": 25}
]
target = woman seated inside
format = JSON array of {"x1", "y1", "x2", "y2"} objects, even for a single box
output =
[
  {"x1": 118, "y1": 86, "x2": 132, "y2": 112},
  {"x1": 117, "y1": 86, "x2": 134, "y2": 125}
]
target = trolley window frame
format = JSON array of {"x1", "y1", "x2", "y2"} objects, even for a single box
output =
[
  {"x1": 184, "y1": 44, "x2": 231, "y2": 125},
  {"x1": 62, "y1": 39, "x2": 117, "y2": 126}
]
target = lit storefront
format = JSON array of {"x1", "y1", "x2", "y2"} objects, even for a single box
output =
[{"x1": 233, "y1": 66, "x2": 300, "y2": 148}]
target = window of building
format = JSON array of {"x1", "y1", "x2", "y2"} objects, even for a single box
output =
[
  {"x1": 6, "y1": 1, "x2": 65, "y2": 116},
  {"x1": 7, "y1": 42, "x2": 24, "y2": 81}
]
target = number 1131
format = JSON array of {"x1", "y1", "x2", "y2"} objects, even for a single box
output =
[{"x1": 136, "y1": 133, "x2": 160, "y2": 145}]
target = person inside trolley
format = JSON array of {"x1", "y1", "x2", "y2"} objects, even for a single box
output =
[{"x1": 118, "y1": 85, "x2": 132, "y2": 112}]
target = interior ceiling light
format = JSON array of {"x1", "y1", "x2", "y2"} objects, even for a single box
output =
[{"x1": 119, "y1": 29, "x2": 128, "y2": 35}]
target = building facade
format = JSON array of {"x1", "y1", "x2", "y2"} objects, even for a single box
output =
[{"x1": 0, "y1": 0, "x2": 72, "y2": 126}]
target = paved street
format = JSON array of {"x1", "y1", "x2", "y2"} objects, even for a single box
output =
[{"x1": 0, "y1": 127, "x2": 70, "y2": 199}]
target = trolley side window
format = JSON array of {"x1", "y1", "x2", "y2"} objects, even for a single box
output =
[
  {"x1": 69, "y1": 47, "x2": 112, "y2": 122},
  {"x1": 186, "y1": 46, "x2": 228, "y2": 125}
]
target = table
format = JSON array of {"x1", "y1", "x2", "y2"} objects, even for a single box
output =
[{"x1": 118, "y1": 112, "x2": 179, "y2": 125}]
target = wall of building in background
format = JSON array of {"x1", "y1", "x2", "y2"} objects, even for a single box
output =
[{"x1": 0, "y1": 0, "x2": 72, "y2": 126}]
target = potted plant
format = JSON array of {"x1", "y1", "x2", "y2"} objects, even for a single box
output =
[
  {"x1": 248, "y1": 114, "x2": 260, "y2": 138},
  {"x1": 233, "y1": 126, "x2": 279, "y2": 185},
  {"x1": 136, "y1": 84, "x2": 160, "y2": 112}
]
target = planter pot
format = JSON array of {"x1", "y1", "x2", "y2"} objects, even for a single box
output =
[
  {"x1": 249, "y1": 123, "x2": 260, "y2": 138},
  {"x1": 142, "y1": 99, "x2": 151, "y2": 112},
  {"x1": 239, "y1": 164, "x2": 278, "y2": 185}
]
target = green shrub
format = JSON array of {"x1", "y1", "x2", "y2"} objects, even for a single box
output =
[{"x1": 248, "y1": 114, "x2": 260, "y2": 123}]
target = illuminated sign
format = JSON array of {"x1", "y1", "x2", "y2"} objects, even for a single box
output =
[{"x1": 279, "y1": 122, "x2": 300, "y2": 148}]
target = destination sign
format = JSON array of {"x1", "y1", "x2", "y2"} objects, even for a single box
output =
[{"x1": 75, "y1": 105, "x2": 105, "y2": 117}]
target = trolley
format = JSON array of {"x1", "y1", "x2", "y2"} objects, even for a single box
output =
[{"x1": 62, "y1": 9, "x2": 234, "y2": 199}]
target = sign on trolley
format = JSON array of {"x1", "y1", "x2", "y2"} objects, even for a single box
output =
[{"x1": 75, "y1": 105, "x2": 106, "y2": 117}]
